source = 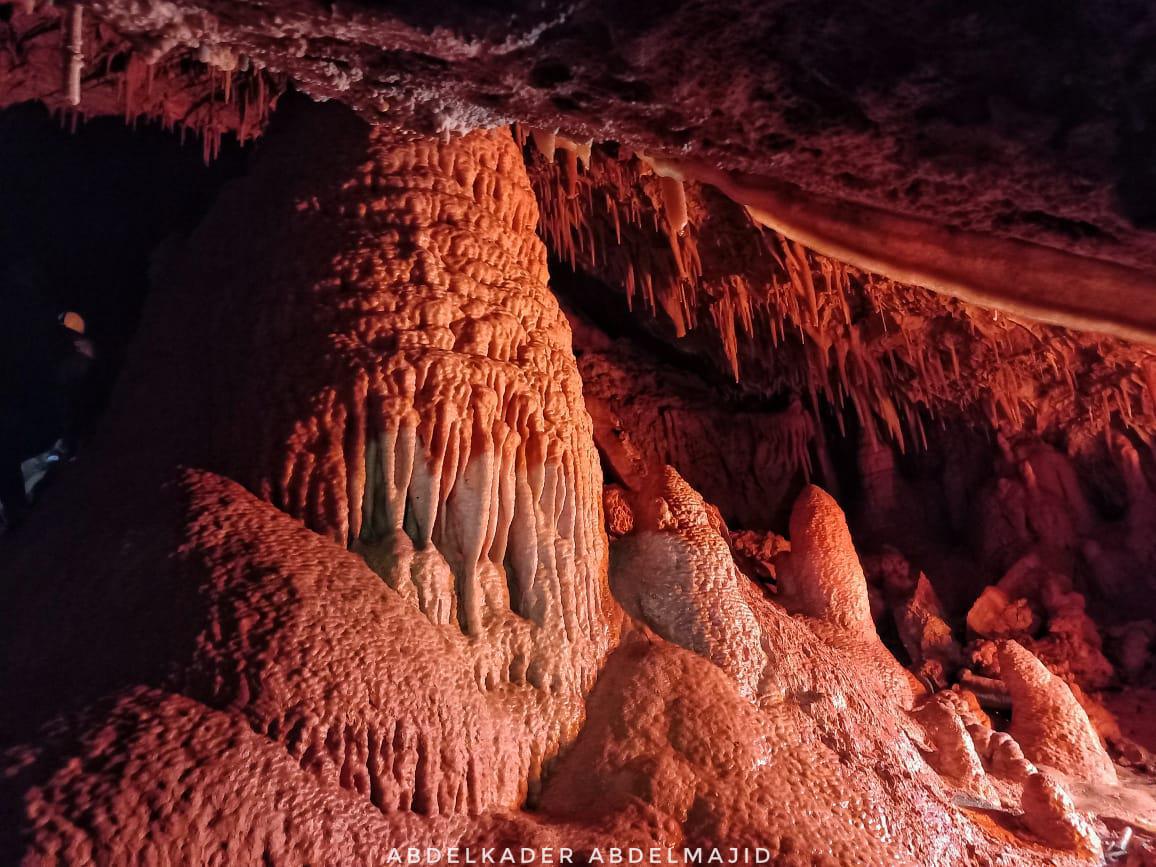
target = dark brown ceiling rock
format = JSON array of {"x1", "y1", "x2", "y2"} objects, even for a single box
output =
[
  {"x1": 36, "y1": 0, "x2": 1155, "y2": 271},
  {"x1": 6, "y1": 0, "x2": 1156, "y2": 336}
]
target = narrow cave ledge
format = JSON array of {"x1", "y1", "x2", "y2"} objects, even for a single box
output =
[{"x1": 3, "y1": 3, "x2": 1156, "y2": 864}]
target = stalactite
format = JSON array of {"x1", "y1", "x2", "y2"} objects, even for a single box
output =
[
  {"x1": 64, "y1": 4, "x2": 83, "y2": 106},
  {"x1": 529, "y1": 128, "x2": 556, "y2": 161},
  {"x1": 4, "y1": 4, "x2": 282, "y2": 159},
  {"x1": 525, "y1": 143, "x2": 1156, "y2": 459},
  {"x1": 658, "y1": 175, "x2": 688, "y2": 236}
]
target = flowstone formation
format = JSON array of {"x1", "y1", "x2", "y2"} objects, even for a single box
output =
[
  {"x1": 0, "y1": 100, "x2": 618, "y2": 858},
  {"x1": 188, "y1": 97, "x2": 615, "y2": 701},
  {"x1": 556, "y1": 468, "x2": 1109, "y2": 864},
  {"x1": 171, "y1": 97, "x2": 617, "y2": 812}
]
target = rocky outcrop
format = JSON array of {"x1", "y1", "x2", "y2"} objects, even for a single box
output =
[
  {"x1": 913, "y1": 695, "x2": 996, "y2": 801},
  {"x1": 0, "y1": 63, "x2": 1147, "y2": 866},
  {"x1": 1, "y1": 687, "x2": 466, "y2": 864},
  {"x1": 896, "y1": 574, "x2": 962, "y2": 688}
]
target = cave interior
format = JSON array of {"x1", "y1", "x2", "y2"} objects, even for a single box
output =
[{"x1": 3, "y1": 1, "x2": 1156, "y2": 864}]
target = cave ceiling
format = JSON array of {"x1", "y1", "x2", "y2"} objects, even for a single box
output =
[{"x1": 4, "y1": 0, "x2": 1156, "y2": 452}]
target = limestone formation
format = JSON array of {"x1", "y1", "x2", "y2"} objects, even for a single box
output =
[
  {"x1": 0, "y1": 100, "x2": 617, "y2": 854},
  {"x1": 779, "y1": 485, "x2": 876, "y2": 628},
  {"x1": 1020, "y1": 771, "x2": 1104, "y2": 858},
  {"x1": 999, "y1": 641, "x2": 1118, "y2": 785},
  {"x1": 7, "y1": 6, "x2": 1156, "y2": 861},
  {"x1": 913, "y1": 695, "x2": 996, "y2": 800},
  {"x1": 777, "y1": 484, "x2": 922, "y2": 707},
  {"x1": 610, "y1": 466, "x2": 767, "y2": 701},
  {"x1": 897, "y1": 573, "x2": 963, "y2": 688},
  {"x1": 968, "y1": 554, "x2": 1113, "y2": 691},
  {"x1": 592, "y1": 471, "x2": 1092, "y2": 864}
]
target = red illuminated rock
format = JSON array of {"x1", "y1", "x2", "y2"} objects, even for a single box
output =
[
  {"x1": 0, "y1": 100, "x2": 617, "y2": 856},
  {"x1": 555, "y1": 472, "x2": 1093, "y2": 864},
  {"x1": 968, "y1": 586, "x2": 1041, "y2": 639},
  {"x1": 967, "y1": 554, "x2": 1113, "y2": 692},
  {"x1": 610, "y1": 467, "x2": 767, "y2": 701},
  {"x1": 0, "y1": 51, "x2": 1150, "y2": 863},
  {"x1": 1020, "y1": 771, "x2": 1103, "y2": 858},
  {"x1": 897, "y1": 574, "x2": 962, "y2": 689},
  {"x1": 999, "y1": 641, "x2": 1118, "y2": 786},
  {"x1": 777, "y1": 485, "x2": 922, "y2": 708}
]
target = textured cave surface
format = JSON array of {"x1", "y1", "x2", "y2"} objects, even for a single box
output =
[
  {"x1": 5, "y1": 3, "x2": 1156, "y2": 865},
  {"x1": 7, "y1": 0, "x2": 1156, "y2": 341}
]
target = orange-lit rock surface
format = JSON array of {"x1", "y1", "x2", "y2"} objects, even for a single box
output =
[
  {"x1": 776, "y1": 485, "x2": 922, "y2": 708},
  {"x1": 558, "y1": 474, "x2": 1101, "y2": 863},
  {"x1": 1, "y1": 99, "x2": 618, "y2": 857},
  {"x1": 999, "y1": 641, "x2": 1118, "y2": 786},
  {"x1": 610, "y1": 467, "x2": 768, "y2": 701},
  {"x1": 22, "y1": 0, "x2": 1156, "y2": 331},
  {"x1": 0, "y1": 4, "x2": 280, "y2": 156},
  {"x1": 897, "y1": 573, "x2": 963, "y2": 689},
  {"x1": 968, "y1": 554, "x2": 1114, "y2": 692},
  {"x1": 576, "y1": 341, "x2": 815, "y2": 529},
  {"x1": 1020, "y1": 771, "x2": 1104, "y2": 858},
  {"x1": 5, "y1": 49, "x2": 1156, "y2": 864}
]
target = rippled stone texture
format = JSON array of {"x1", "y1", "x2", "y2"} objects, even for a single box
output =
[{"x1": 0, "y1": 100, "x2": 616, "y2": 859}]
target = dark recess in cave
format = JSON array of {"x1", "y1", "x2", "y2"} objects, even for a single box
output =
[{"x1": 0, "y1": 103, "x2": 248, "y2": 524}]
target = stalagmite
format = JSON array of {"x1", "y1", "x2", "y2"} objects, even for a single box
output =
[
  {"x1": 1020, "y1": 771, "x2": 1104, "y2": 858},
  {"x1": 897, "y1": 574, "x2": 962, "y2": 688},
  {"x1": 776, "y1": 485, "x2": 922, "y2": 707},
  {"x1": 956, "y1": 705, "x2": 1040, "y2": 784},
  {"x1": 915, "y1": 696, "x2": 996, "y2": 800},
  {"x1": 779, "y1": 485, "x2": 879, "y2": 628},
  {"x1": 566, "y1": 470, "x2": 1093, "y2": 864},
  {"x1": 988, "y1": 731, "x2": 1038, "y2": 782},
  {"x1": 609, "y1": 466, "x2": 766, "y2": 700},
  {"x1": 171, "y1": 100, "x2": 617, "y2": 698},
  {"x1": 998, "y1": 640, "x2": 1118, "y2": 785}
]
